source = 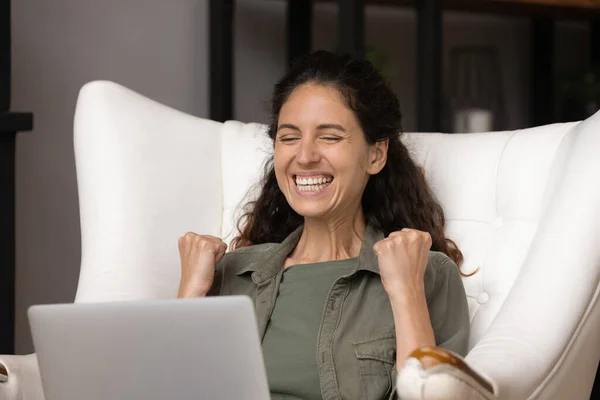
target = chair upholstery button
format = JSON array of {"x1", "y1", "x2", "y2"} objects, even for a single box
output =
[
  {"x1": 477, "y1": 292, "x2": 490, "y2": 304},
  {"x1": 493, "y1": 217, "x2": 503, "y2": 228}
]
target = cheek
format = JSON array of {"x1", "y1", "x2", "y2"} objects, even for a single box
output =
[
  {"x1": 273, "y1": 146, "x2": 282, "y2": 169},
  {"x1": 331, "y1": 150, "x2": 369, "y2": 178},
  {"x1": 332, "y1": 154, "x2": 371, "y2": 195},
  {"x1": 273, "y1": 152, "x2": 289, "y2": 188},
  {"x1": 357, "y1": 153, "x2": 370, "y2": 172}
]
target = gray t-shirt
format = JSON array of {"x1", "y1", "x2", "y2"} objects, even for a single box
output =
[{"x1": 263, "y1": 258, "x2": 357, "y2": 400}]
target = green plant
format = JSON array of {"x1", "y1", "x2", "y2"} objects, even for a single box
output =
[
  {"x1": 365, "y1": 45, "x2": 397, "y2": 84},
  {"x1": 558, "y1": 67, "x2": 600, "y2": 103}
]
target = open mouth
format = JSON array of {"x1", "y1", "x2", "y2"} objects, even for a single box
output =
[{"x1": 294, "y1": 175, "x2": 334, "y2": 193}]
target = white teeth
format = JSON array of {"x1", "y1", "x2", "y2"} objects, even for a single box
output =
[{"x1": 295, "y1": 176, "x2": 333, "y2": 189}]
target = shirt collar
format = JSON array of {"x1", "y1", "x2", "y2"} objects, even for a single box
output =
[
  {"x1": 357, "y1": 223, "x2": 385, "y2": 275},
  {"x1": 236, "y1": 223, "x2": 385, "y2": 284}
]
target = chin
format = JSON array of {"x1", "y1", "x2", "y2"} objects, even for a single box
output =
[{"x1": 288, "y1": 202, "x2": 330, "y2": 219}]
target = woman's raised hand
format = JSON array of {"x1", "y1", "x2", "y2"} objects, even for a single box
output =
[
  {"x1": 373, "y1": 228, "x2": 432, "y2": 299},
  {"x1": 177, "y1": 232, "x2": 227, "y2": 298}
]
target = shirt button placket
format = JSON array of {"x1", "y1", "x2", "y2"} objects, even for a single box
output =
[{"x1": 317, "y1": 280, "x2": 348, "y2": 400}]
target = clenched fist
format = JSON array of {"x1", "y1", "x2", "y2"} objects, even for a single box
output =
[
  {"x1": 177, "y1": 232, "x2": 227, "y2": 298},
  {"x1": 373, "y1": 228, "x2": 432, "y2": 297}
]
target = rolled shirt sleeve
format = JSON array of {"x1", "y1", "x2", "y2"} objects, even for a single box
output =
[
  {"x1": 389, "y1": 257, "x2": 470, "y2": 399},
  {"x1": 428, "y1": 258, "x2": 470, "y2": 356}
]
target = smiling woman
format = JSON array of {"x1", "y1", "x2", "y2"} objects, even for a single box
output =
[
  {"x1": 272, "y1": 83, "x2": 389, "y2": 226},
  {"x1": 177, "y1": 50, "x2": 471, "y2": 400},
  {"x1": 232, "y1": 51, "x2": 462, "y2": 268}
]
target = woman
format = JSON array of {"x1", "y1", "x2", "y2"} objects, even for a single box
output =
[{"x1": 177, "y1": 50, "x2": 470, "y2": 400}]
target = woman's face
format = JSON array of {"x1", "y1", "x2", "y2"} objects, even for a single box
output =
[{"x1": 274, "y1": 84, "x2": 388, "y2": 220}]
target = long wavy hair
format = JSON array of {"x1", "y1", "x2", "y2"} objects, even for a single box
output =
[{"x1": 231, "y1": 50, "x2": 464, "y2": 268}]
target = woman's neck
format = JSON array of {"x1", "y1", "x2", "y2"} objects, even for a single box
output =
[{"x1": 288, "y1": 208, "x2": 366, "y2": 265}]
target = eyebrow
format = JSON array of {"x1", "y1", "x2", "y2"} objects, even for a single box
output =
[{"x1": 277, "y1": 123, "x2": 347, "y2": 132}]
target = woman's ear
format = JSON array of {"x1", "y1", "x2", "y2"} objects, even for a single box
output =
[{"x1": 367, "y1": 138, "x2": 389, "y2": 175}]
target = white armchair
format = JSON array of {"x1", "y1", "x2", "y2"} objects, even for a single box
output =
[{"x1": 1, "y1": 80, "x2": 598, "y2": 400}]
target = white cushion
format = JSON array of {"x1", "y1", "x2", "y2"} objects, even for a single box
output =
[
  {"x1": 220, "y1": 121, "x2": 272, "y2": 245},
  {"x1": 73, "y1": 81, "x2": 223, "y2": 302},
  {"x1": 405, "y1": 123, "x2": 578, "y2": 348}
]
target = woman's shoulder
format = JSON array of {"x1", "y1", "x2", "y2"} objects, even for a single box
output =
[
  {"x1": 425, "y1": 250, "x2": 461, "y2": 299},
  {"x1": 427, "y1": 250, "x2": 456, "y2": 269}
]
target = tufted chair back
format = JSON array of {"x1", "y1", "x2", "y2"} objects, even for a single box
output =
[{"x1": 70, "y1": 81, "x2": 600, "y2": 399}]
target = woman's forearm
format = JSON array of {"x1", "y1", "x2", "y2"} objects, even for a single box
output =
[{"x1": 388, "y1": 287, "x2": 436, "y2": 366}]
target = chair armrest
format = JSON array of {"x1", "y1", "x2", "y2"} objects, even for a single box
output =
[
  {"x1": 0, "y1": 353, "x2": 45, "y2": 400},
  {"x1": 397, "y1": 347, "x2": 498, "y2": 400}
]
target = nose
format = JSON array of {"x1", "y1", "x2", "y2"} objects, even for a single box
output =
[{"x1": 296, "y1": 137, "x2": 321, "y2": 165}]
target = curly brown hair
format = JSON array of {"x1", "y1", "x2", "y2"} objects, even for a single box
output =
[{"x1": 231, "y1": 50, "x2": 464, "y2": 269}]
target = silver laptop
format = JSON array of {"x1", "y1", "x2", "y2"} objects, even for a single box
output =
[{"x1": 28, "y1": 296, "x2": 270, "y2": 400}]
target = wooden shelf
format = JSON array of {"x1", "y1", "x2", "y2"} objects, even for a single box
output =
[
  {"x1": 324, "y1": 0, "x2": 600, "y2": 19},
  {"x1": 450, "y1": 0, "x2": 600, "y2": 19},
  {"x1": 0, "y1": 112, "x2": 33, "y2": 133},
  {"x1": 497, "y1": 0, "x2": 600, "y2": 8}
]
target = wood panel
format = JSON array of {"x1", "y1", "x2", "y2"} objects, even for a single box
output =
[
  {"x1": 0, "y1": 0, "x2": 9, "y2": 111},
  {"x1": 337, "y1": 0, "x2": 365, "y2": 55},
  {"x1": 287, "y1": 0, "x2": 313, "y2": 67},
  {"x1": 0, "y1": 130, "x2": 15, "y2": 355},
  {"x1": 0, "y1": 113, "x2": 32, "y2": 355},
  {"x1": 494, "y1": 0, "x2": 600, "y2": 8},
  {"x1": 314, "y1": 0, "x2": 600, "y2": 18},
  {"x1": 417, "y1": 0, "x2": 443, "y2": 132},
  {"x1": 209, "y1": 0, "x2": 234, "y2": 122}
]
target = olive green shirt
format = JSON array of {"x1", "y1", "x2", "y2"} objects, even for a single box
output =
[
  {"x1": 263, "y1": 258, "x2": 357, "y2": 400},
  {"x1": 208, "y1": 224, "x2": 470, "y2": 400}
]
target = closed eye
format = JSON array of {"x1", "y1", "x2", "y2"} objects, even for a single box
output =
[
  {"x1": 322, "y1": 136, "x2": 342, "y2": 142},
  {"x1": 278, "y1": 137, "x2": 299, "y2": 143}
]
